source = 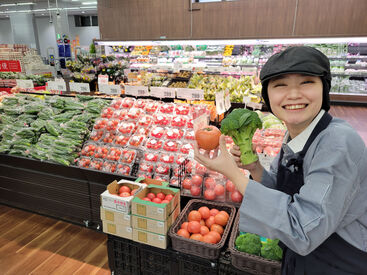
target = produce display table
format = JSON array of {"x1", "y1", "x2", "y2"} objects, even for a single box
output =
[{"x1": 0, "y1": 86, "x2": 46, "y2": 93}]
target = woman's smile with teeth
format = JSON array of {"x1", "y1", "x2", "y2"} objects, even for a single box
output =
[{"x1": 284, "y1": 104, "x2": 307, "y2": 110}]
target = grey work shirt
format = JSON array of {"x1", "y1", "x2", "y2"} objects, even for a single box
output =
[{"x1": 239, "y1": 110, "x2": 367, "y2": 256}]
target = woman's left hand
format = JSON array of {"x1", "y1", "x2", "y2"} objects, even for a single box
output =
[{"x1": 194, "y1": 135, "x2": 239, "y2": 178}]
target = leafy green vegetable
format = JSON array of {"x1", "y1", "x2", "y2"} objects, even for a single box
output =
[
  {"x1": 260, "y1": 239, "x2": 283, "y2": 261},
  {"x1": 235, "y1": 233, "x2": 262, "y2": 255},
  {"x1": 220, "y1": 108, "x2": 262, "y2": 165}
]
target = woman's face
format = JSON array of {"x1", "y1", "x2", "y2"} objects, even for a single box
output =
[{"x1": 268, "y1": 73, "x2": 323, "y2": 138}]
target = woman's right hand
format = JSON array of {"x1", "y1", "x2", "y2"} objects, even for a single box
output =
[{"x1": 230, "y1": 144, "x2": 259, "y2": 171}]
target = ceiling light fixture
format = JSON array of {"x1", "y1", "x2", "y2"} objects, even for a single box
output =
[
  {"x1": 1, "y1": 4, "x2": 17, "y2": 7},
  {"x1": 81, "y1": 6, "x2": 97, "y2": 9},
  {"x1": 17, "y1": 2, "x2": 35, "y2": 6},
  {"x1": 82, "y1": 2, "x2": 97, "y2": 5}
]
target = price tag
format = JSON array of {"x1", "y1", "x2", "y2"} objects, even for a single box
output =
[
  {"x1": 193, "y1": 113, "x2": 209, "y2": 133},
  {"x1": 150, "y1": 87, "x2": 175, "y2": 98},
  {"x1": 70, "y1": 82, "x2": 90, "y2": 93},
  {"x1": 215, "y1": 91, "x2": 225, "y2": 115},
  {"x1": 176, "y1": 88, "x2": 204, "y2": 100},
  {"x1": 47, "y1": 80, "x2": 66, "y2": 91},
  {"x1": 248, "y1": 101, "x2": 263, "y2": 110},
  {"x1": 99, "y1": 84, "x2": 121, "y2": 95},
  {"x1": 125, "y1": 85, "x2": 149, "y2": 97},
  {"x1": 98, "y1": 75, "x2": 109, "y2": 85},
  {"x1": 224, "y1": 89, "x2": 231, "y2": 111},
  {"x1": 16, "y1": 79, "x2": 34, "y2": 89}
]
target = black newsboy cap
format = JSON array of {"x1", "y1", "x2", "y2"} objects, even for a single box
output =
[{"x1": 260, "y1": 46, "x2": 332, "y2": 112}]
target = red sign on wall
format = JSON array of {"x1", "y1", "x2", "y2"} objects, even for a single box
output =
[{"x1": 0, "y1": 60, "x2": 21, "y2": 72}]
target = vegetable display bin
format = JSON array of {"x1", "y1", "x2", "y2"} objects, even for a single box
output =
[
  {"x1": 169, "y1": 199, "x2": 236, "y2": 260},
  {"x1": 228, "y1": 212, "x2": 281, "y2": 275}
]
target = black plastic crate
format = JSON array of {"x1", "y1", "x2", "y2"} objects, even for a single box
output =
[
  {"x1": 218, "y1": 251, "x2": 252, "y2": 275},
  {"x1": 139, "y1": 243, "x2": 179, "y2": 275},
  {"x1": 178, "y1": 251, "x2": 218, "y2": 275},
  {"x1": 108, "y1": 235, "x2": 141, "y2": 275}
]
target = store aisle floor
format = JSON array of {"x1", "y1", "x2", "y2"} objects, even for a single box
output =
[{"x1": 0, "y1": 205, "x2": 109, "y2": 275}]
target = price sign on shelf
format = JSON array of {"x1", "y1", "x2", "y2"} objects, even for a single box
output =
[
  {"x1": 16, "y1": 79, "x2": 34, "y2": 89},
  {"x1": 150, "y1": 87, "x2": 175, "y2": 98},
  {"x1": 99, "y1": 84, "x2": 121, "y2": 95},
  {"x1": 47, "y1": 80, "x2": 66, "y2": 91},
  {"x1": 70, "y1": 82, "x2": 90, "y2": 93},
  {"x1": 224, "y1": 89, "x2": 231, "y2": 111},
  {"x1": 125, "y1": 85, "x2": 149, "y2": 97},
  {"x1": 176, "y1": 88, "x2": 204, "y2": 101},
  {"x1": 215, "y1": 91, "x2": 226, "y2": 115},
  {"x1": 98, "y1": 75, "x2": 109, "y2": 85}
]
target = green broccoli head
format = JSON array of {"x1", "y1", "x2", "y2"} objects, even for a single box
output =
[
  {"x1": 235, "y1": 233, "x2": 262, "y2": 255},
  {"x1": 260, "y1": 239, "x2": 283, "y2": 261},
  {"x1": 220, "y1": 108, "x2": 262, "y2": 165}
]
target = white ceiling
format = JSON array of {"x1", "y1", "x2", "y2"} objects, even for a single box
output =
[{"x1": 0, "y1": 0, "x2": 98, "y2": 18}]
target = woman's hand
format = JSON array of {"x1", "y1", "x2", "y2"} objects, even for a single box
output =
[
  {"x1": 230, "y1": 144, "x2": 259, "y2": 171},
  {"x1": 194, "y1": 135, "x2": 239, "y2": 179}
]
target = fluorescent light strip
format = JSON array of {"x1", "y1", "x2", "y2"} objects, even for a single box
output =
[
  {"x1": 82, "y1": 2, "x2": 97, "y2": 5},
  {"x1": 96, "y1": 37, "x2": 367, "y2": 46},
  {"x1": 64, "y1": 7, "x2": 80, "y2": 10},
  {"x1": 17, "y1": 2, "x2": 35, "y2": 5},
  {"x1": 1, "y1": 4, "x2": 17, "y2": 7},
  {"x1": 80, "y1": 6, "x2": 97, "y2": 9}
]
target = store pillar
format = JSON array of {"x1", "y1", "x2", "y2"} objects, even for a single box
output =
[{"x1": 9, "y1": 13, "x2": 40, "y2": 51}]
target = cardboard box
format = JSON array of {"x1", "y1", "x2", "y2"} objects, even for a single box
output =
[
  {"x1": 100, "y1": 206, "x2": 131, "y2": 226},
  {"x1": 135, "y1": 177, "x2": 169, "y2": 187},
  {"x1": 131, "y1": 185, "x2": 180, "y2": 221},
  {"x1": 132, "y1": 228, "x2": 168, "y2": 249},
  {"x1": 101, "y1": 180, "x2": 146, "y2": 214},
  {"x1": 102, "y1": 221, "x2": 133, "y2": 240},
  {"x1": 132, "y1": 205, "x2": 180, "y2": 235}
]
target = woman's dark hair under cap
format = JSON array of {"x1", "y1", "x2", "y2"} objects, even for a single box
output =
[{"x1": 260, "y1": 46, "x2": 331, "y2": 113}]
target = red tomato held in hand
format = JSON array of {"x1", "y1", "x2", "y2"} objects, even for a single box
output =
[
  {"x1": 195, "y1": 125, "x2": 221, "y2": 150},
  {"x1": 191, "y1": 175, "x2": 203, "y2": 187},
  {"x1": 231, "y1": 191, "x2": 243, "y2": 203}
]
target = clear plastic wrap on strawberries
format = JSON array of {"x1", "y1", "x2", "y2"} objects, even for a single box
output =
[
  {"x1": 118, "y1": 121, "x2": 137, "y2": 136},
  {"x1": 78, "y1": 157, "x2": 91, "y2": 168},
  {"x1": 115, "y1": 163, "x2": 132, "y2": 176},
  {"x1": 113, "y1": 135, "x2": 130, "y2": 147},
  {"x1": 162, "y1": 140, "x2": 181, "y2": 153},
  {"x1": 181, "y1": 176, "x2": 202, "y2": 198},
  {"x1": 144, "y1": 152, "x2": 160, "y2": 162},
  {"x1": 172, "y1": 165, "x2": 181, "y2": 178},
  {"x1": 128, "y1": 134, "x2": 146, "y2": 148},
  {"x1": 175, "y1": 154, "x2": 188, "y2": 166},
  {"x1": 191, "y1": 104, "x2": 210, "y2": 119},
  {"x1": 193, "y1": 161, "x2": 208, "y2": 176},
  {"x1": 158, "y1": 103, "x2": 175, "y2": 114},
  {"x1": 139, "y1": 161, "x2": 155, "y2": 174},
  {"x1": 179, "y1": 142, "x2": 194, "y2": 155},
  {"x1": 112, "y1": 109, "x2": 128, "y2": 121},
  {"x1": 135, "y1": 126, "x2": 150, "y2": 137},
  {"x1": 171, "y1": 115, "x2": 188, "y2": 128},
  {"x1": 101, "y1": 107, "x2": 115, "y2": 119},
  {"x1": 94, "y1": 145, "x2": 110, "y2": 159},
  {"x1": 106, "y1": 147, "x2": 123, "y2": 161},
  {"x1": 105, "y1": 119, "x2": 120, "y2": 132},
  {"x1": 90, "y1": 159, "x2": 103, "y2": 171},
  {"x1": 149, "y1": 126, "x2": 165, "y2": 139},
  {"x1": 137, "y1": 114, "x2": 153, "y2": 128},
  {"x1": 134, "y1": 98, "x2": 148, "y2": 109},
  {"x1": 225, "y1": 179, "x2": 243, "y2": 205},
  {"x1": 80, "y1": 142, "x2": 97, "y2": 158},
  {"x1": 145, "y1": 138, "x2": 163, "y2": 151},
  {"x1": 187, "y1": 119, "x2": 194, "y2": 129},
  {"x1": 120, "y1": 148, "x2": 137, "y2": 164},
  {"x1": 153, "y1": 113, "x2": 172, "y2": 126},
  {"x1": 164, "y1": 128, "x2": 184, "y2": 140},
  {"x1": 102, "y1": 161, "x2": 117, "y2": 173},
  {"x1": 121, "y1": 97, "x2": 136, "y2": 109},
  {"x1": 90, "y1": 129, "x2": 105, "y2": 142},
  {"x1": 154, "y1": 162, "x2": 171, "y2": 175},
  {"x1": 136, "y1": 171, "x2": 153, "y2": 179},
  {"x1": 144, "y1": 100, "x2": 161, "y2": 114},
  {"x1": 174, "y1": 104, "x2": 191, "y2": 116},
  {"x1": 183, "y1": 129, "x2": 195, "y2": 141},
  {"x1": 110, "y1": 97, "x2": 123, "y2": 109},
  {"x1": 93, "y1": 118, "x2": 109, "y2": 130},
  {"x1": 102, "y1": 131, "x2": 118, "y2": 144},
  {"x1": 127, "y1": 107, "x2": 143, "y2": 120},
  {"x1": 203, "y1": 174, "x2": 226, "y2": 202},
  {"x1": 159, "y1": 152, "x2": 175, "y2": 164}
]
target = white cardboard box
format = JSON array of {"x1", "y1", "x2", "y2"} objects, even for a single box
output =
[
  {"x1": 102, "y1": 221, "x2": 133, "y2": 240},
  {"x1": 100, "y1": 206, "x2": 131, "y2": 226}
]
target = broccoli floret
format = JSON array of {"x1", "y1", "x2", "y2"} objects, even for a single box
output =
[
  {"x1": 235, "y1": 233, "x2": 262, "y2": 255},
  {"x1": 220, "y1": 108, "x2": 262, "y2": 165},
  {"x1": 260, "y1": 239, "x2": 283, "y2": 261}
]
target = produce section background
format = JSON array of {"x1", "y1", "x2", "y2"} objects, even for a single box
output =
[{"x1": 97, "y1": 0, "x2": 367, "y2": 40}]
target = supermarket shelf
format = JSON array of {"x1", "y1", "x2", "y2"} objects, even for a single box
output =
[{"x1": 330, "y1": 93, "x2": 367, "y2": 105}]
